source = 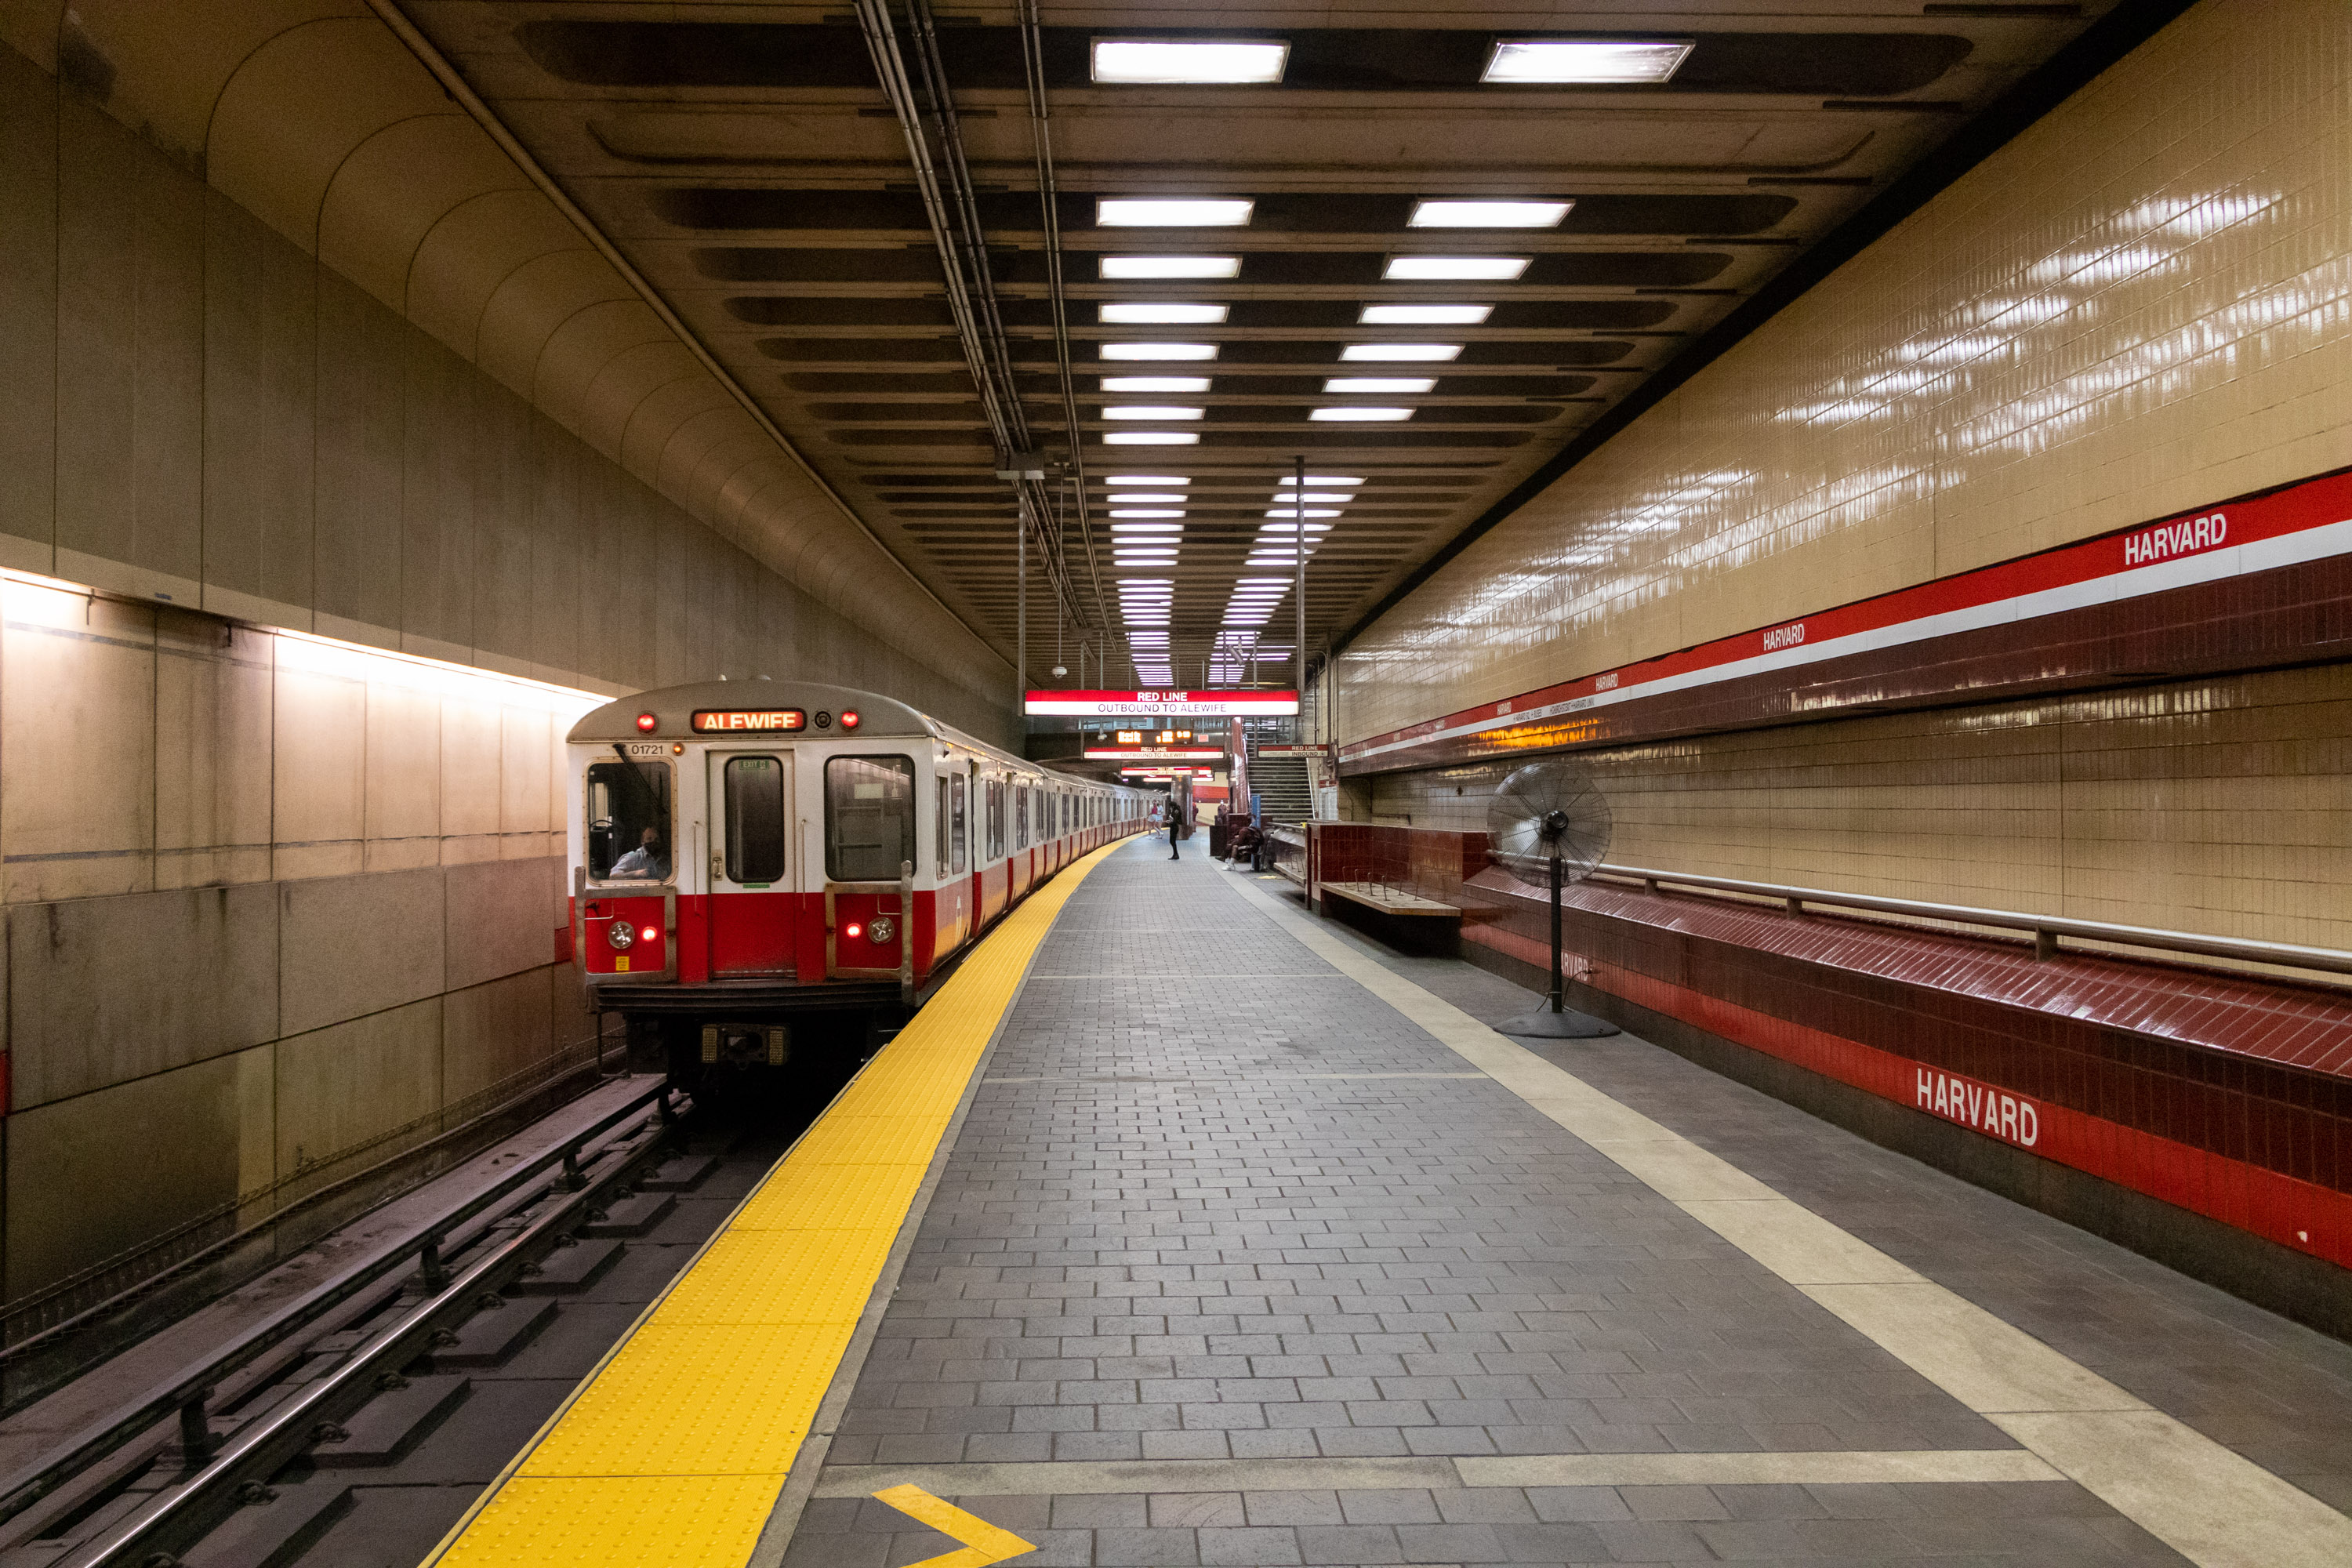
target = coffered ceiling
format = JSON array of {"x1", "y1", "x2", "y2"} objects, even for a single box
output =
[{"x1": 399, "y1": 1, "x2": 2118, "y2": 691}]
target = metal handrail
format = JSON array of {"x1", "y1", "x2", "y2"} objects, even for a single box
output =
[{"x1": 1588, "y1": 862, "x2": 2352, "y2": 978}]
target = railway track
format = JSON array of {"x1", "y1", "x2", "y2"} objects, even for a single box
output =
[{"x1": 0, "y1": 1062, "x2": 853, "y2": 1568}]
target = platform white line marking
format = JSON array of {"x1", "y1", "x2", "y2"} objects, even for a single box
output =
[
  {"x1": 1225, "y1": 873, "x2": 2352, "y2": 1568},
  {"x1": 814, "y1": 1448, "x2": 2061, "y2": 1499}
]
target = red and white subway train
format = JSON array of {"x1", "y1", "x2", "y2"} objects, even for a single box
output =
[{"x1": 568, "y1": 681, "x2": 1152, "y2": 1072}]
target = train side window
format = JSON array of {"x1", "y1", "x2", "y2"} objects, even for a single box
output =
[
  {"x1": 586, "y1": 757, "x2": 672, "y2": 882},
  {"x1": 935, "y1": 778, "x2": 951, "y2": 877},
  {"x1": 723, "y1": 756, "x2": 786, "y2": 884},
  {"x1": 951, "y1": 774, "x2": 967, "y2": 872},
  {"x1": 1015, "y1": 785, "x2": 1029, "y2": 851},
  {"x1": 824, "y1": 755, "x2": 914, "y2": 882},
  {"x1": 986, "y1": 779, "x2": 1004, "y2": 861}
]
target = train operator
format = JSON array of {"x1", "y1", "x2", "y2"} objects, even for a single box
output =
[{"x1": 609, "y1": 826, "x2": 671, "y2": 880}]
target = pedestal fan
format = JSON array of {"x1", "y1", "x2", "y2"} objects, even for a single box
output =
[{"x1": 1486, "y1": 759, "x2": 1620, "y2": 1039}]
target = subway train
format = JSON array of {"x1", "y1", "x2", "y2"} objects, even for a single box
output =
[{"x1": 568, "y1": 681, "x2": 1152, "y2": 1075}]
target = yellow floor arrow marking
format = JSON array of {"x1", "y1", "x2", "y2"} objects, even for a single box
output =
[{"x1": 871, "y1": 1484, "x2": 1037, "y2": 1567}]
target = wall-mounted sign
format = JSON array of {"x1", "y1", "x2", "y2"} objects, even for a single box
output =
[
  {"x1": 692, "y1": 710, "x2": 805, "y2": 732},
  {"x1": 1120, "y1": 767, "x2": 1217, "y2": 780},
  {"x1": 1255, "y1": 744, "x2": 1324, "y2": 757},
  {"x1": 1027, "y1": 688, "x2": 1299, "y2": 717},
  {"x1": 1083, "y1": 746, "x2": 1225, "y2": 760}
]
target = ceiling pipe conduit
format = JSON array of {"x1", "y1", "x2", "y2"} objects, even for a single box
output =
[
  {"x1": 1019, "y1": 0, "x2": 1105, "y2": 630},
  {"x1": 852, "y1": 0, "x2": 1087, "y2": 638}
]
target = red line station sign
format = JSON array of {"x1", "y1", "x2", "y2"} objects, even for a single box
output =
[
  {"x1": 1083, "y1": 747, "x2": 1225, "y2": 760},
  {"x1": 1026, "y1": 688, "x2": 1299, "y2": 717}
]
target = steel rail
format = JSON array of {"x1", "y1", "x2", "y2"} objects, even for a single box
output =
[
  {"x1": 1589, "y1": 863, "x2": 2352, "y2": 978},
  {"x1": 53, "y1": 1104, "x2": 681, "y2": 1568},
  {"x1": 0, "y1": 1081, "x2": 673, "y2": 1534}
]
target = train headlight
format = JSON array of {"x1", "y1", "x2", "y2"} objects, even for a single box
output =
[
  {"x1": 844, "y1": 921, "x2": 863, "y2": 940},
  {"x1": 635, "y1": 712, "x2": 658, "y2": 732},
  {"x1": 640, "y1": 926, "x2": 659, "y2": 943},
  {"x1": 606, "y1": 921, "x2": 635, "y2": 950},
  {"x1": 868, "y1": 914, "x2": 896, "y2": 945}
]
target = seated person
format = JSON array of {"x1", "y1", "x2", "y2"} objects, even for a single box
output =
[{"x1": 608, "y1": 826, "x2": 671, "y2": 880}]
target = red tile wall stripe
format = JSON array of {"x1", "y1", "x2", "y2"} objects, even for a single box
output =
[{"x1": 1465, "y1": 922, "x2": 2350, "y2": 1271}]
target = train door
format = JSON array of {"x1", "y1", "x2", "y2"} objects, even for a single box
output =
[{"x1": 706, "y1": 750, "x2": 796, "y2": 976}]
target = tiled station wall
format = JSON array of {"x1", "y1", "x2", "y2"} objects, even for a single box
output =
[
  {"x1": 1357, "y1": 660, "x2": 2351, "y2": 956},
  {"x1": 0, "y1": 579, "x2": 600, "y2": 1301},
  {"x1": 0, "y1": 42, "x2": 1012, "y2": 744},
  {"x1": 1335, "y1": 0, "x2": 2351, "y2": 949}
]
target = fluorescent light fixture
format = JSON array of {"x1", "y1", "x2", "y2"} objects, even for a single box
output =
[
  {"x1": 1097, "y1": 198, "x2": 1254, "y2": 227},
  {"x1": 1100, "y1": 255, "x2": 1243, "y2": 279},
  {"x1": 1483, "y1": 38, "x2": 1694, "y2": 85},
  {"x1": 1104, "y1": 431, "x2": 1200, "y2": 445},
  {"x1": 1091, "y1": 39, "x2": 1289, "y2": 85},
  {"x1": 1312, "y1": 406, "x2": 1414, "y2": 422},
  {"x1": 1262, "y1": 510, "x2": 1341, "y2": 520},
  {"x1": 1105, "y1": 405, "x2": 1204, "y2": 420},
  {"x1": 1107, "y1": 491, "x2": 1189, "y2": 502},
  {"x1": 1409, "y1": 199, "x2": 1572, "y2": 229},
  {"x1": 1324, "y1": 377, "x2": 1433, "y2": 394},
  {"x1": 1278, "y1": 475, "x2": 1366, "y2": 486},
  {"x1": 1384, "y1": 255, "x2": 1530, "y2": 281},
  {"x1": 1106, "y1": 474, "x2": 1189, "y2": 485},
  {"x1": 1269, "y1": 492, "x2": 1356, "y2": 503},
  {"x1": 1102, "y1": 377, "x2": 1211, "y2": 394},
  {"x1": 1360, "y1": 303, "x2": 1492, "y2": 325},
  {"x1": 1342, "y1": 343, "x2": 1461, "y2": 361},
  {"x1": 1109, "y1": 509, "x2": 1186, "y2": 518},
  {"x1": 1101, "y1": 342, "x2": 1218, "y2": 361},
  {"x1": 1100, "y1": 302, "x2": 1228, "y2": 325}
]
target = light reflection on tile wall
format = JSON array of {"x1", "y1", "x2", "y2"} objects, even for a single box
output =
[
  {"x1": 1340, "y1": 0, "x2": 2352, "y2": 741},
  {"x1": 1361, "y1": 663, "x2": 2352, "y2": 952}
]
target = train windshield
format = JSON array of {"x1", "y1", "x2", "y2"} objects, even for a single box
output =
[
  {"x1": 826, "y1": 755, "x2": 915, "y2": 881},
  {"x1": 586, "y1": 756, "x2": 673, "y2": 882}
]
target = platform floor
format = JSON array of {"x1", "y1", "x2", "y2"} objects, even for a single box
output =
[{"x1": 781, "y1": 837, "x2": 2352, "y2": 1568}]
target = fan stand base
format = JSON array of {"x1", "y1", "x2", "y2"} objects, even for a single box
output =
[{"x1": 1496, "y1": 1007, "x2": 1620, "y2": 1040}]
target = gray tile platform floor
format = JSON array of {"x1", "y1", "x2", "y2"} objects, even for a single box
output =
[{"x1": 779, "y1": 839, "x2": 2352, "y2": 1566}]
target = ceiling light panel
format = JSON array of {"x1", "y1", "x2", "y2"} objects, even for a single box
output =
[
  {"x1": 1104, "y1": 431, "x2": 1200, "y2": 444},
  {"x1": 1483, "y1": 38, "x2": 1695, "y2": 84},
  {"x1": 1100, "y1": 303, "x2": 1229, "y2": 325},
  {"x1": 1279, "y1": 475, "x2": 1367, "y2": 486},
  {"x1": 1108, "y1": 491, "x2": 1189, "y2": 502},
  {"x1": 1098, "y1": 198, "x2": 1254, "y2": 227},
  {"x1": 1341, "y1": 343, "x2": 1461, "y2": 361},
  {"x1": 1100, "y1": 256, "x2": 1243, "y2": 279},
  {"x1": 1106, "y1": 474, "x2": 1190, "y2": 485},
  {"x1": 1384, "y1": 256, "x2": 1530, "y2": 281},
  {"x1": 1325, "y1": 377, "x2": 1434, "y2": 394},
  {"x1": 1409, "y1": 200, "x2": 1572, "y2": 228},
  {"x1": 1101, "y1": 342, "x2": 1218, "y2": 361},
  {"x1": 1109, "y1": 509, "x2": 1187, "y2": 518},
  {"x1": 1269, "y1": 492, "x2": 1356, "y2": 503},
  {"x1": 1102, "y1": 377, "x2": 1211, "y2": 394},
  {"x1": 1105, "y1": 405, "x2": 1205, "y2": 419},
  {"x1": 1311, "y1": 407, "x2": 1415, "y2": 422},
  {"x1": 1360, "y1": 303, "x2": 1493, "y2": 325},
  {"x1": 1262, "y1": 510, "x2": 1342, "y2": 520},
  {"x1": 1091, "y1": 39, "x2": 1289, "y2": 85}
]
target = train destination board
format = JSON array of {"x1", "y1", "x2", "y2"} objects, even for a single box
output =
[{"x1": 692, "y1": 709, "x2": 806, "y2": 731}]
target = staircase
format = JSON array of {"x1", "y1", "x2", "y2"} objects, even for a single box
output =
[{"x1": 1248, "y1": 750, "x2": 1314, "y2": 826}]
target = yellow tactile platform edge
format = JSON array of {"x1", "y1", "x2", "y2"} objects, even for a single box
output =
[{"x1": 424, "y1": 840, "x2": 1128, "y2": 1568}]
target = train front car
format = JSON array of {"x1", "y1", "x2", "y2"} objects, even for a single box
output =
[
  {"x1": 568, "y1": 681, "x2": 938, "y2": 1079},
  {"x1": 568, "y1": 681, "x2": 1149, "y2": 1083}
]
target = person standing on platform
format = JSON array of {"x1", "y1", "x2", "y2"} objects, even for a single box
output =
[{"x1": 1167, "y1": 796, "x2": 1182, "y2": 861}]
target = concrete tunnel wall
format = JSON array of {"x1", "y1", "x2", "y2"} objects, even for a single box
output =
[
  {"x1": 0, "y1": 41, "x2": 1013, "y2": 1305},
  {"x1": 1, "y1": 582, "x2": 601, "y2": 1303}
]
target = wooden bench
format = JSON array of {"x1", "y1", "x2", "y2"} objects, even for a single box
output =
[{"x1": 1318, "y1": 881, "x2": 1461, "y2": 918}]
